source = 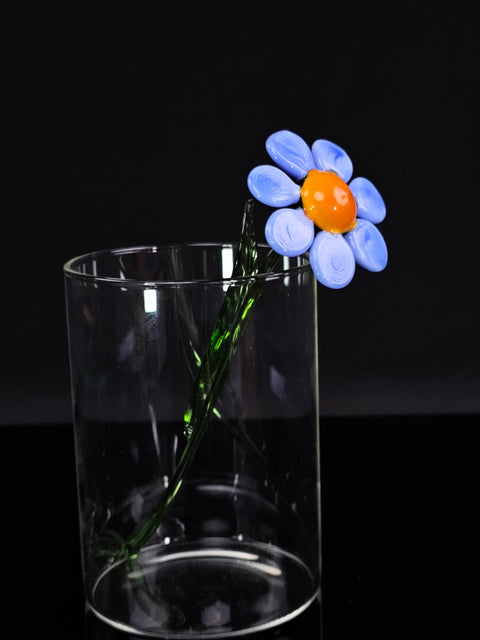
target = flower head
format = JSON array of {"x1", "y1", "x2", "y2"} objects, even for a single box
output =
[{"x1": 247, "y1": 130, "x2": 388, "y2": 289}]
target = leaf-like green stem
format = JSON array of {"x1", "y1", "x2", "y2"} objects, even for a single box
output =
[{"x1": 121, "y1": 202, "x2": 278, "y2": 558}]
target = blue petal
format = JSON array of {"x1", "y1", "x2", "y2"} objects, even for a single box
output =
[
  {"x1": 247, "y1": 165, "x2": 301, "y2": 207},
  {"x1": 311, "y1": 139, "x2": 353, "y2": 182},
  {"x1": 309, "y1": 231, "x2": 355, "y2": 289},
  {"x1": 345, "y1": 219, "x2": 388, "y2": 272},
  {"x1": 265, "y1": 130, "x2": 315, "y2": 180},
  {"x1": 349, "y1": 177, "x2": 386, "y2": 223},
  {"x1": 265, "y1": 208, "x2": 315, "y2": 257}
]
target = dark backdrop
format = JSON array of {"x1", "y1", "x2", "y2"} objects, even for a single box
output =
[{"x1": 2, "y1": 1, "x2": 478, "y2": 425}]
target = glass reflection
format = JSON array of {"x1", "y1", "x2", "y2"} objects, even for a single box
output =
[{"x1": 83, "y1": 598, "x2": 321, "y2": 639}]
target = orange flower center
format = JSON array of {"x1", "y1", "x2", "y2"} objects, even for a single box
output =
[{"x1": 300, "y1": 170, "x2": 357, "y2": 233}]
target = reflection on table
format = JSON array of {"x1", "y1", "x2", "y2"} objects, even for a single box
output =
[{"x1": 83, "y1": 598, "x2": 322, "y2": 639}]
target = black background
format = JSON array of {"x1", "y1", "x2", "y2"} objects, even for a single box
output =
[
  {"x1": 2, "y1": 2, "x2": 480, "y2": 639},
  {"x1": 3, "y1": 0, "x2": 479, "y2": 423}
]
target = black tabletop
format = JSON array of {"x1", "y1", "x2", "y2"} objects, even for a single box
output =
[{"x1": 2, "y1": 413, "x2": 478, "y2": 639}]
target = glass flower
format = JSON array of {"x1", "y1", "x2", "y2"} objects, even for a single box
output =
[{"x1": 247, "y1": 130, "x2": 388, "y2": 289}]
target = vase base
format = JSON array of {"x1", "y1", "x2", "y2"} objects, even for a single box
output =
[{"x1": 90, "y1": 538, "x2": 318, "y2": 638}]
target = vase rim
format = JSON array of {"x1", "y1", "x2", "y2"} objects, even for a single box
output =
[{"x1": 63, "y1": 243, "x2": 311, "y2": 287}]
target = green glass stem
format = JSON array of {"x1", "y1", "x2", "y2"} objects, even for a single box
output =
[{"x1": 121, "y1": 203, "x2": 278, "y2": 559}]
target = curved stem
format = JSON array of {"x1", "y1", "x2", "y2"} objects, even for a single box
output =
[
  {"x1": 124, "y1": 256, "x2": 277, "y2": 556},
  {"x1": 116, "y1": 202, "x2": 279, "y2": 559}
]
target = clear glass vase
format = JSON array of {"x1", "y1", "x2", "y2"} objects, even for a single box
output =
[{"x1": 64, "y1": 243, "x2": 321, "y2": 638}]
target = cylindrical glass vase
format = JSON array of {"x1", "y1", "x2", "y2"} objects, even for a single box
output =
[{"x1": 64, "y1": 243, "x2": 320, "y2": 638}]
